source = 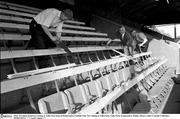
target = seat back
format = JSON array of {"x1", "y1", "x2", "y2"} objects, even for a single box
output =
[
  {"x1": 83, "y1": 81, "x2": 100, "y2": 102},
  {"x1": 64, "y1": 85, "x2": 88, "y2": 108},
  {"x1": 117, "y1": 68, "x2": 129, "y2": 83},
  {"x1": 107, "y1": 73, "x2": 119, "y2": 87},
  {"x1": 98, "y1": 76, "x2": 112, "y2": 91},
  {"x1": 38, "y1": 92, "x2": 69, "y2": 114},
  {"x1": 124, "y1": 67, "x2": 132, "y2": 81},
  {"x1": 95, "y1": 77, "x2": 109, "y2": 97}
]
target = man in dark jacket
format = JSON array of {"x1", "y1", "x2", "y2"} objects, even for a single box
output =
[
  {"x1": 106, "y1": 25, "x2": 133, "y2": 55},
  {"x1": 117, "y1": 25, "x2": 133, "y2": 56}
]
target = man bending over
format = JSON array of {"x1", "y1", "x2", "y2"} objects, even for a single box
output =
[{"x1": 27, "y1": 8, "x2": 79, "y2": 64}]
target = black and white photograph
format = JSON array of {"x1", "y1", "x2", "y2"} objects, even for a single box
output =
[{"x1": 0, "y1": 0, "x2": 180, "y2": 118}]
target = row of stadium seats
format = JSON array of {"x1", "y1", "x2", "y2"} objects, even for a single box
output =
[
  {"x1": 38, "y1": 55, "x2": 166, "y2": 114},
  {"x1": 130, "y1": 65, "x2": 174, "y2": 114}
]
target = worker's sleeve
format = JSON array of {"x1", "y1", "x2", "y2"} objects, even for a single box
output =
[
  {"x1": 56, "y1": 22, "x2": 64, "y2": 33},
  {"x1": 138, "y1": 33, "x2": 147, "y2": 40}
]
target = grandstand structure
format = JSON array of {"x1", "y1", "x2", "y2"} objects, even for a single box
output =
[{"x1": 0, "y1": 0, "x2": 180, "y2": 114}]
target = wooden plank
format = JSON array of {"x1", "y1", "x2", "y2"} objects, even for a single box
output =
[
  {"x1": 0, "y1": 34, "x2": 108, "y2": 41},
  {"x1": 8, "y1": 63, "x2": 76, "y2": 79},
  {"x1": 0, "y1": 22, "x2": 93, "y2": 31},
  {"x1": 0, "y1": 1, "x2": 42, "y2": 12},
  {"x1": 0, "y1": 9, "x2": 85, "y2": 25},
  {"x1": 0, "y1": 15, "x2": 92, "y2": 30},
  {"x1": 0, "y1": 4, "x2": 39, "y2": 14},
  {"x1": 0, "y1": 47, "x2": 26, "y2": 51},
  {"x1": 0, "y1": 9, "x2": 34, "y2": 17},
  {"x1": 0, "y1": 46, "x2": 122, "y2": 59},
  {"x1": 62, "y1": 29, "x2": 107, "y2": 36},
  {"x1": 0, "y1": 22, "x2": 107, "y2": 36},
  {"x1": 0, "y1": 22, "x2": 29, "y2": 29},
  {"x1": 78, "y1": 59, "x2": 167, "y2": 114},
  {"x1": 61, "y1": 36, "x2": 109, "y2": 41},
  {"x1": 62, "y1": 24, "x2": 95, "y2": 30},
  {"x1": 0, "y1": 34, "x2": 110, "y2": 41},
  {"x1": 0, "y1": 4, "x2": 7, "y2": 9},
  {"x1": 0, "y1": 56, "x2": 127, "y2": 94},
  {"x1": 0, "y1": 34, "x2": 30, "y2": 40},
  {"x1": 65, "y1": 20, "x2": 85, "y2": 25},
  {"x1": 0, "y1": 14, "x2": 32, "y2": 23}
]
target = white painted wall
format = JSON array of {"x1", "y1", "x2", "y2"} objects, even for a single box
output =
[{"x1": 148, "y1": 39, "x2": 180, "y2": 74}]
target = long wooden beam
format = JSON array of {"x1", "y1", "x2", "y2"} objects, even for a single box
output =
[
  {"x1": 62, "y1": 24, "x2": 95, "y2": 30},
  {"x1": 0, "y1": 46, "x2": 122, "y2": 59},
  {"x1": 0, "y1": 34, "x2": 110, "y2": 42},
  {"x1": 133, "y1": 52, "x2": 152, "y2": 58},
  {"x1": 61, "y1": 29, "x2": 107, "y2": 36},
  {"x1": 0, "y1": 15, "x2": 93, "y2": 30},
  {"x1": 0, "y1": 34, "x2": 30, "y2": 40},
  {"x1": 78, "y1": 59, "x2": 167, "y2": 114},
  {"x1": 0, "y1": 4, "x2": 39, "y2": 14},
  {"x1": 0, "y1": 1, "x2": 42, "y2": 12},
  {"x1": 0, "y1": 9, "x2": 34, "y2": 17},
  {"x1": 61, "y1": 36, "x2": 110, "y2": 42},
  {"x1": 0, "y1": 14, "x2": 32, "y2": 22},
  {"x1": 0, "y1": 22, "x2": 106, "y2": 36},
  {"x1": 0, "y1": 22, "x2": 95, "y2": 31},
  {"x1": 0, "y1": 9, "x2": 85, "y2": 25},
  {"x1": 0, "y1": 15, "x2": 85, "y2": 26},
  {"x1": 8, "y1": 63, "x2": 76, "y2": 79}
]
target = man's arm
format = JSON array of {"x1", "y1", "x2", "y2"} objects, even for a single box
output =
[
  {"x1": 55, "y1": 33, "x2": 72, "y2": 55},
  {"x1": 106, "y1": 39, "x2": 112, "y2": 45},
  {"x1": 56, "y1": 40, "x2": 80, "y2": 64},
  {"x1": 41, "y1": 23, "x2": 73, "y2": 55},
  {"x1": 55, "y1": 35, "x2": 80, "y2": 64},
  {"x1": 139, "y1": 38, "x2": 147, "y2": 46},
  {"x1": 106, "y1": 38, "x2": 121, "y2": 46},
  {"x1": 41, "y1": 25, "x2": 56, "y2": 42},
  {"x1": 138, "y1": 33, "x2": 148, "y2": 46}
]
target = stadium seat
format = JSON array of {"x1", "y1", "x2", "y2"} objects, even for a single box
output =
[
  {"x1": 38, "y1": 92, "x2": 69, "y2": 114},
  {"x1": 64, "y1": 85, "x2": 88, "y2": 113}
]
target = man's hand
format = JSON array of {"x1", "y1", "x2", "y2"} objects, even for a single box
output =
[
  {"x1": 139, "y1": 43, "x2": 143, "y2": 47},
  {"x1": 139, "y1": 44, "x2": 145, "y2": 48},
  {"x1": 53, "y1": 36, "x2": 62, "y2": 47},
  {"x1": 51, "y1": 35, "x2": 58, "y2": 42},
  {"x1": 106, "y1": 39, "x2": 112, "y2": 46}
]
